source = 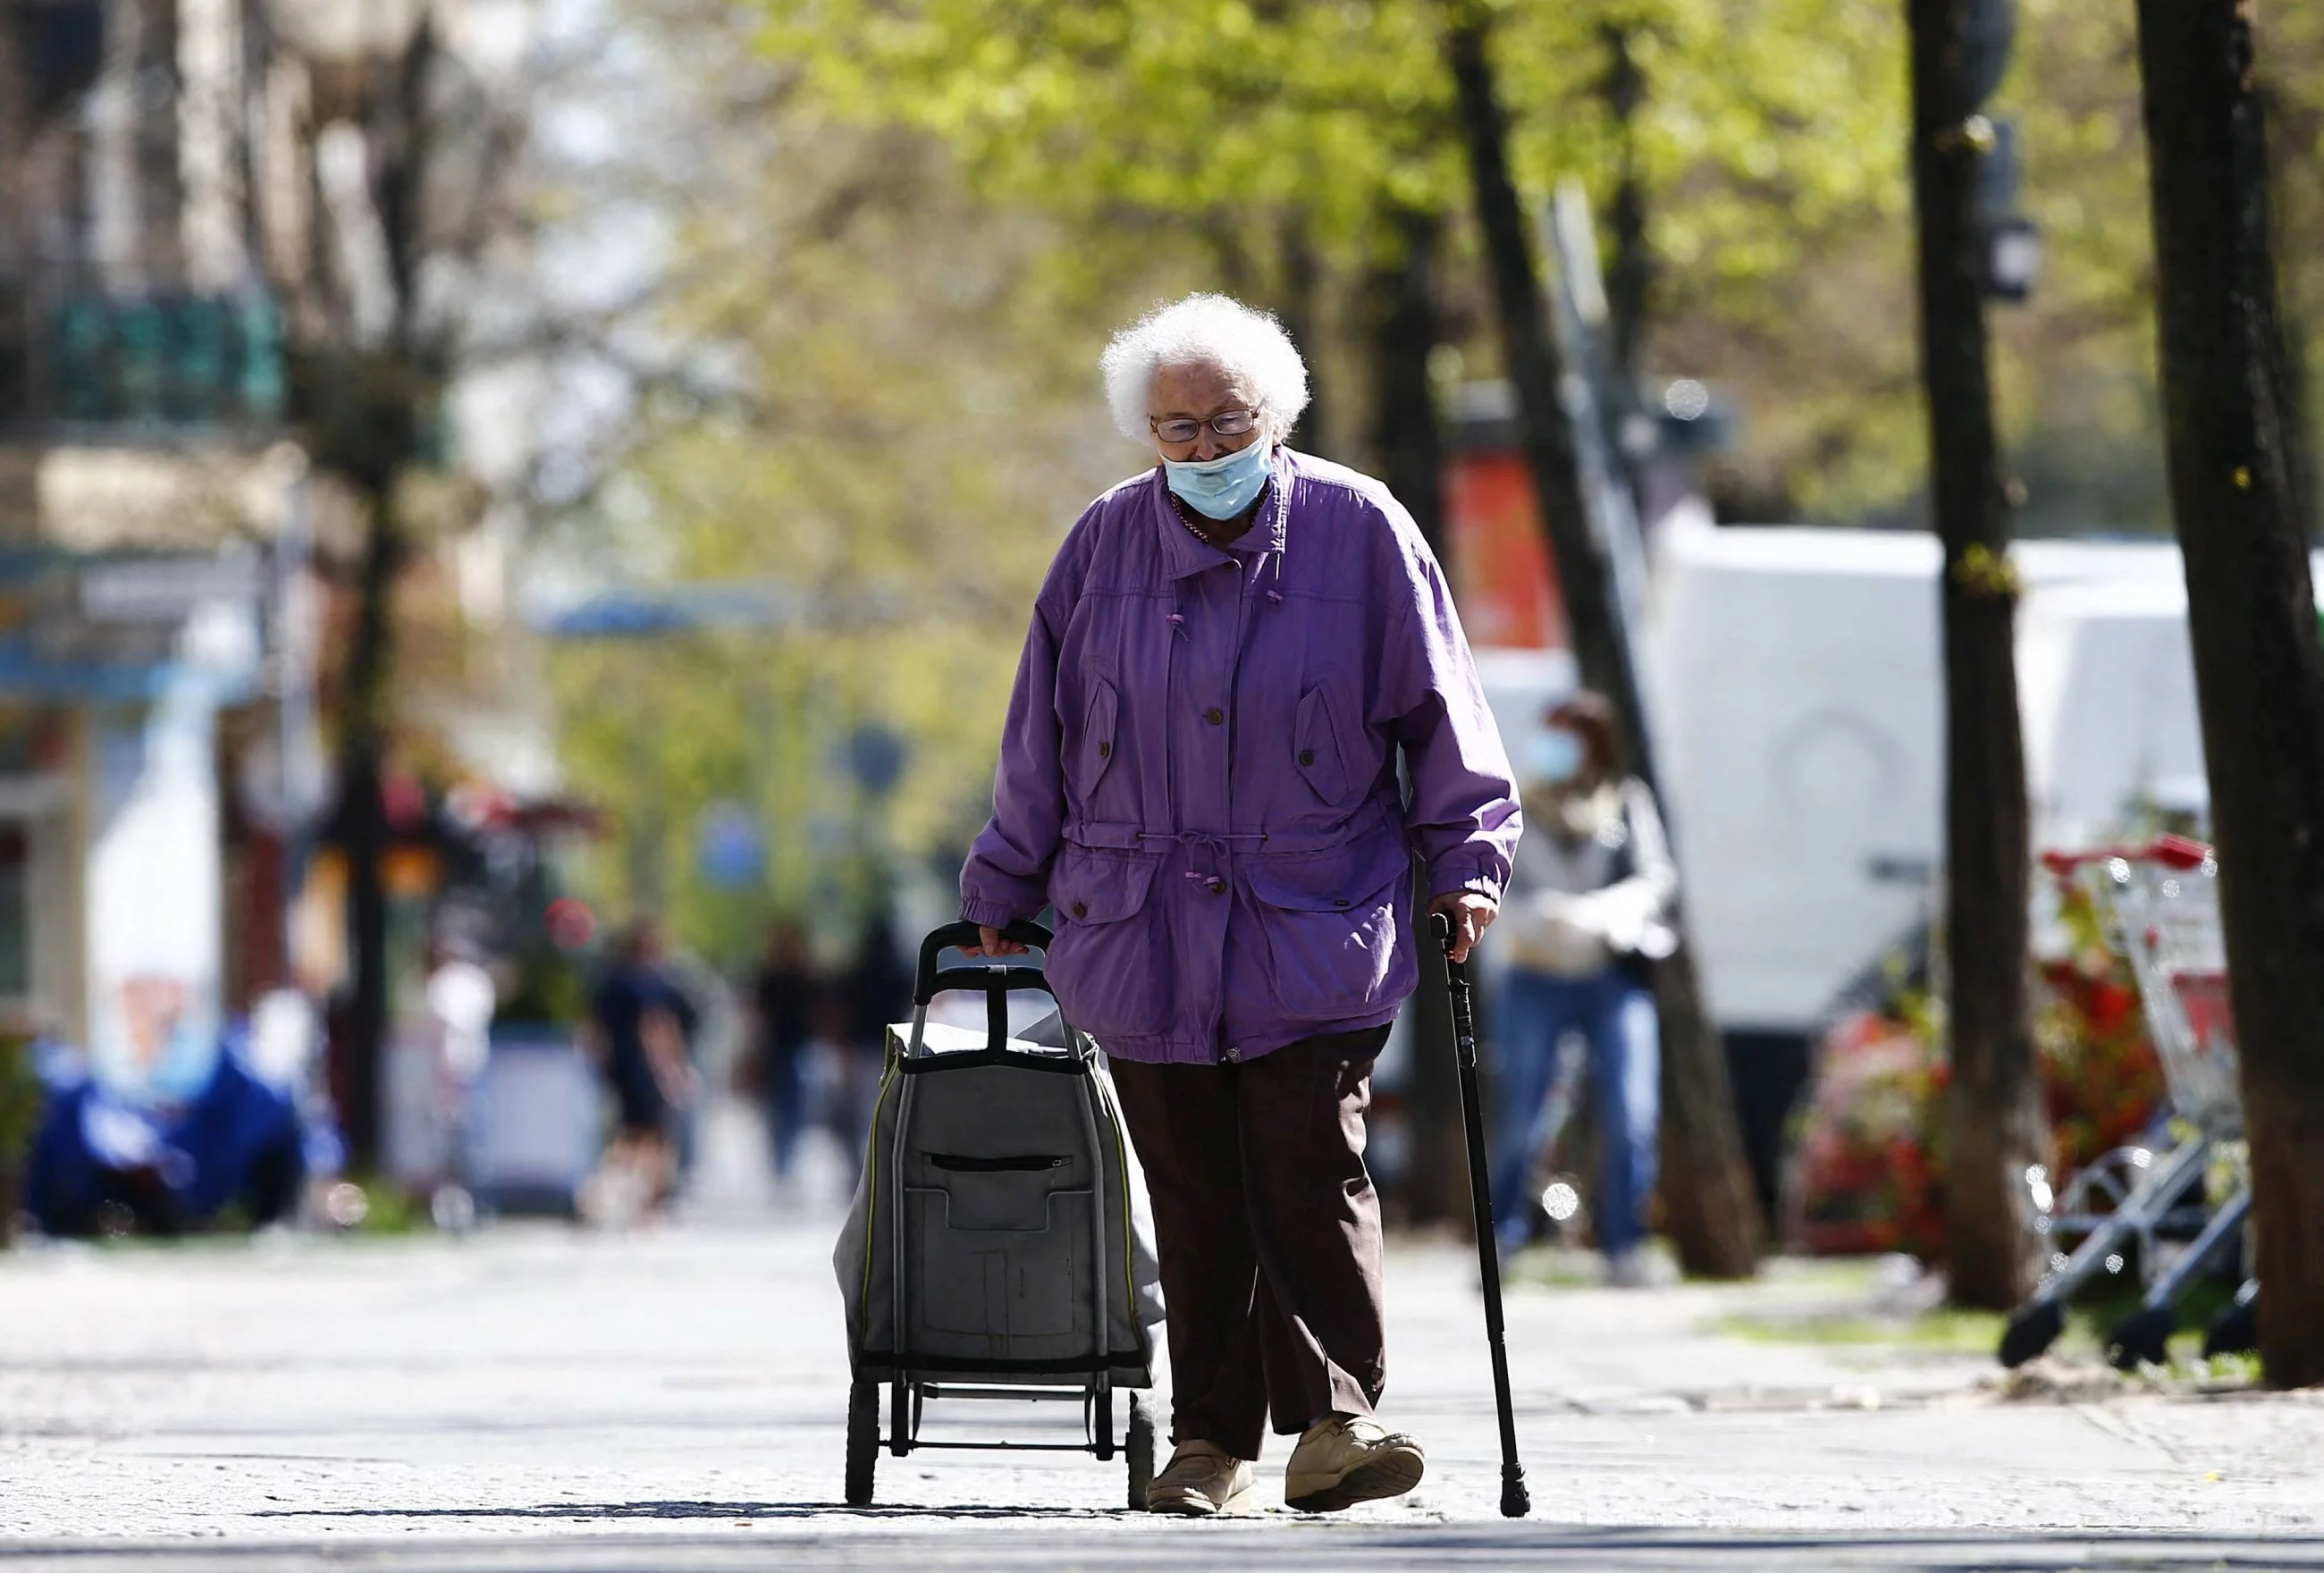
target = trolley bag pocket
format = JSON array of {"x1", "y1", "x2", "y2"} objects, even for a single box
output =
[
  {"x1": 925, "y1": 1152, "x2": 1071, "y2": 1174},
  {"x1": 901, "y1": 1081, "x2": 1099, "y2": 1351},
  {"x1": 908, "y1": 1176, "x2": 1092, "y2": 1340},
  {"x1": 919, "y1": 1153, "x2": 1074, "y2": 1232}
]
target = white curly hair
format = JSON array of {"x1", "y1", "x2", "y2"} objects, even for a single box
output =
[{"x1": 1099, "y1": 292, "x2": 1311, "y2": 445}]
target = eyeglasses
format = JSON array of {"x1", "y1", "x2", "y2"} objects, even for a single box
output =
[{"x1": 1149, "y1": 409, "x2": 1257, "y2": 445}]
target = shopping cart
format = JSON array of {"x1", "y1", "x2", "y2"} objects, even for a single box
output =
[
  {"x1": 2000, "y1": 836, "x2": 2252, "y2": 1368},
  {"x1": 830, "y1": 921, "x2": 1160, "y2": 1508}
]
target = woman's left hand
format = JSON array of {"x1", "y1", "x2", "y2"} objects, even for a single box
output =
[{"x1": 1428, "y1": 892, "x2": 1498, "y2": 963}]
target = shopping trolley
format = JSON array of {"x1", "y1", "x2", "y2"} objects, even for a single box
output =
[
  {"x1": 2000, "y1": 836, "x2": 2252, "y2": 1368},
  {"x1": 830, "y1": 921, "x2": 1161, "y2": 1508}
]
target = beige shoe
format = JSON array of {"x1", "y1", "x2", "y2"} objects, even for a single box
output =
[
  {"x1": 1147, "y1": 1439, "x2": 1255, "y2": 1517},
  {"x1": 1283, "y1": 1414, "x2": 1426, "y2": 1512}
]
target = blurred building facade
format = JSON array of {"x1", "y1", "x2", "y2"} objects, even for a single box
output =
[{"x1": 0, "y1": 0, "x2": 351, "y2": 1067}]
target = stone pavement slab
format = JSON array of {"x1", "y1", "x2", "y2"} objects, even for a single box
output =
[{"x1": 0, "y1": 1218, "x2": 2317, "y2": 1569}]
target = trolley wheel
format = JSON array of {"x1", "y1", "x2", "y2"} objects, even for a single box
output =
[
  {"x1": 2106, "y1": 1305, "x2": 2176, "y2": 1372},
  {"x1": 1092, "y1": 1385, "x2": 1114, "y2": 1462},
  {"x1": 1125, "y1": 1393, "x2": 1156, "y2": 1511},
  {"x1": 846, "y1": 1380, "x2": 880, "y2": 1507},
  {"x1": 1999, "y1": 1300, "x2": 2064, "y2": 1368}
]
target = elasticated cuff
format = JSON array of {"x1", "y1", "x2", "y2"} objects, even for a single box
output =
[
  {"x1": 1425, "y1": 852, "x2": 1506, "y2": 905},
  {"x1": 958, "y1": 894, "x2": 1033, "y2": 930}
]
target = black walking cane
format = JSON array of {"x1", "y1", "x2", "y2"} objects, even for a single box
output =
[{"x1": 1432, "y1": 911, "x2": 1531, "y2": 1519}]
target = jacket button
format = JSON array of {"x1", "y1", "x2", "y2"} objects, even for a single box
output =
[
  {"x1": 1204, "y1": 707, "x2": 1225, "y2": 726},
  {"x1": 1072, "y1": 901, "x2": 1088, "y2": 918},
  {"x1": 1299, "y1": 748, "x2": 1316, "y2": 766},
  {"x1": 1208, "y1": 878, "x2": 1226, "y2": 895},
  {"x1": 1098, "y1": 741, "x2": 1110, "y2": 758}
]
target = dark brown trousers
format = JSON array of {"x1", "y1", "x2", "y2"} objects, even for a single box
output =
[{"x1": 1108, "y1": 1027, "x2": 1391, "y2": 1460}]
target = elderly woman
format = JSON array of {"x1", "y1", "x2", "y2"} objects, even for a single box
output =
[{"x1": 960, "y1": 293, "x2": 1520, "y2": 1517}]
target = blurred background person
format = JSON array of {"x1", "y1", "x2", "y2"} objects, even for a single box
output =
[
  {"x1": 750, "y1": 920, "x2": 821, "y2": 1188},
  {"x1": 834, "y1": 908, "x2": 911, "y2": 1190},
  {"x1": 1489, "y1": 693, "x2": 1676, "y2": 1286},
  {"x1": 585, "y1": 921, "x2": 698, "y2": 1222}
]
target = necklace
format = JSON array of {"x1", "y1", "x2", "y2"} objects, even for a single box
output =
[{"x1": 1166, "y1": 485, "x2": 1256, "y2": 549}]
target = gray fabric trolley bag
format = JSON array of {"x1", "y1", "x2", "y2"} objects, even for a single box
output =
[{"x1": 832, "y1": 919, "x2": 1164, "y2": 1507}]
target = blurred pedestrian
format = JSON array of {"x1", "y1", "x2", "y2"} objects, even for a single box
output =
[
  {"x1": 834, "y1": 909, "x2": 911, "y2": 1186},
  {"x1": 1488, "y1": 692, "x2": 1677, "y2": 1286},
  {"x1": 585, "y1": 920, "x2": 697, "y2": 1222},
  {"x1": 751, "y1": 920, "x2": 819, "y2": 1184},
  {"x1": 958, "y1": 294, "x2": 1520, "y2": 1516}
]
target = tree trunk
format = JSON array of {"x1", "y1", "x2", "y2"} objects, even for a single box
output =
[
  {"x1": 2134, "y1": 0, "x2": 2324, "y2": 1388},
  {"x1": 1277, "y1": 211, "x2": 1330, "y2": 457},
  {"x1": 1365, "y1": 204, "x2": 1465, "y2": 1224},
  {"x1": 2255, "y1": 87, "x2": 2319, "y2": 537},
  {"x1": 1444, "y1": 5, "x2": 1764, "y2": 1277},
  {"x1": 336, "y1": 485, "x2": 403, "y2": 1173},
  {"x1": 1907, "y1": 0, "x2": 2045, "y2": 1311},
  {"x1": 1368, "y1": 206, "x2": 1447, "y2": 564},
  {"x1": 1601, "y1": 24, "x2": 1652, "y2": 389},
  {"x1": 322, "y1": 24, "x2": 437, "y2": 1172}
]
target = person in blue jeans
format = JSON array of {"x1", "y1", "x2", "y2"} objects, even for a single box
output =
[{"x1": 1489, "y1": 692, "x2": 1677, "y2": 1286}]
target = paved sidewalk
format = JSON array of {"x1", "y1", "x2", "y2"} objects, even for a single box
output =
[{"x1": 0, "y1": 1215, "x2": 2319, "y2": 1569}]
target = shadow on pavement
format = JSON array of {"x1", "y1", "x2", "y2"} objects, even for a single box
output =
[{"x1": 248, "y1": 1500, "x2": 1126, "y2": 1521}]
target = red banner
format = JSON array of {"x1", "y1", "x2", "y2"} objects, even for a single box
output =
[{"x1": 1444, "y1": 449, "x2": 1565, "y2": 651}]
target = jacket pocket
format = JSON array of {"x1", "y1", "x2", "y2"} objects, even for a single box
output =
[
  {"x1": 1293, "y1": 683, "x2": 1350, "y2": 805},
  {"x1": 1069, "y1": 678, "x2": 1120, "y2": 803},
  {"x1": 1245, "y1": 828, "x2": 1413, "y2": 1021},
  {"x1": 1046, "y1": 845, "x2": 1169, "y2": 1039}
]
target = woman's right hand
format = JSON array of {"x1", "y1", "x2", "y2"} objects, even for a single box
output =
[{"x1": 959, "y1": 924, "x2": 1029, "y2": 958}]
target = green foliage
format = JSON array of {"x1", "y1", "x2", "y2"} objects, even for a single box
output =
[
  {"x1": 740, "y1": 0, "x2": 2324, "y2": 532},
  {"x1": 757, "y1": 0, "x2": 1464, "y2": 257},
  {"x1": 338, "y1": 1178, "x2": 426, "y2": 1236},
  {"x1": 0, "y1": 1031, "x2": 37, "y2": 1163},
  {"x1": 0, "y1": 1031, "x2": 37, "y2": 1244},
  {"x1": 1710, "y1": 1305, "x2": 2005, "y2": 1354},
  {"x1": 753, "y1": 0, "x2": 1925, "y2": 495},
  {"x1": 543, "y1": 31, "x2": 1162, "y2": 959},
  {"x1": 495, "y1": 949, "x2": 591, "y2": 1028}
]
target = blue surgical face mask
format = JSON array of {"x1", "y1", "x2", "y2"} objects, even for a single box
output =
[
  {"x1": 1163, "y1": 438, "x2": 1274, "y2": 521},
  {"x1": 1528, "y1": 728, "x2": 1584, "y2": 786}
]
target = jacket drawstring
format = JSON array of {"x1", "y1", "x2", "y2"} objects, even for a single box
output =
[{"x1": 1149, "y1": 827, "x2": 1267, "y2": 896}]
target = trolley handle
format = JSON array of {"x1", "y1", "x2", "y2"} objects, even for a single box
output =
[
  {"x1": 906, "y1": 920, "x2": 1074, "y2": 1058},
  {"x1": 914, "y1": 920, "x2": 1053, "y2": 1005}
]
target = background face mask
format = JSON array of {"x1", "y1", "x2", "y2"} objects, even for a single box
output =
[
  {"x1": 1529, "y1": 728, "x2": 1585, "y2": 785},
  {"x1": 1164, "y1": 439, "x2": 1272, "y2": 519}
]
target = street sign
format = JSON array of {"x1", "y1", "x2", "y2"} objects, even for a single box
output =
[{"x1": 695, "y1": 802, "x2": 766, "y2": 889}]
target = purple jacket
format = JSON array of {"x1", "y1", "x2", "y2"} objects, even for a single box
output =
[{"x1": 960, "y1": 446, "x2": 1521, "y2": 1064}]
